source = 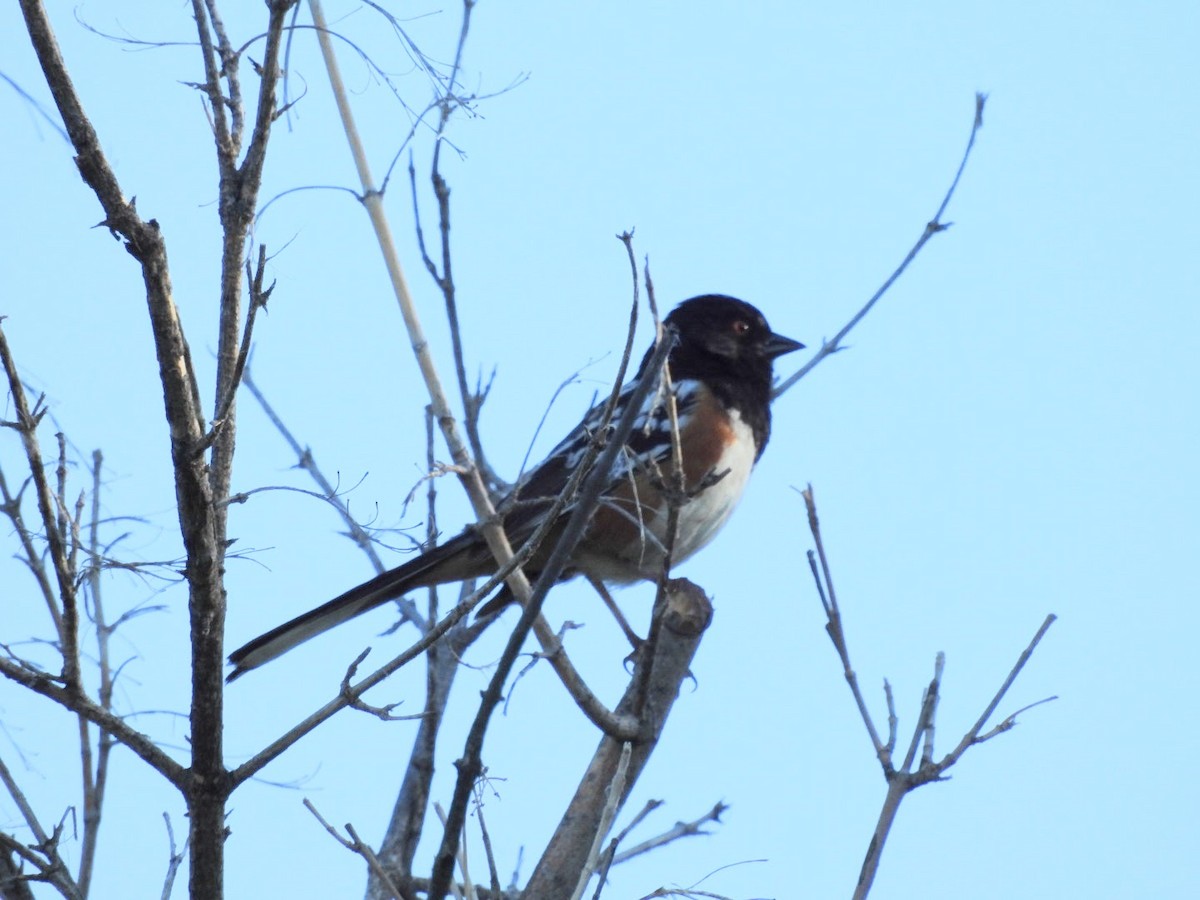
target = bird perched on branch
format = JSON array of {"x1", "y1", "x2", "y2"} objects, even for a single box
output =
[{"x1": 228, "y1": 295, "x2": 802, "y2": 680}]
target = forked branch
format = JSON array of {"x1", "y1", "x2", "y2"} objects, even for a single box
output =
[{"x1": 801, "y1": 485, "x2": 1056, "y2": 899}]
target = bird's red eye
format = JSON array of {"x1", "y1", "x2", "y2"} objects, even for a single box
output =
[{"x1": 731, "y1": 319, "x2": 751, "y2": 335}]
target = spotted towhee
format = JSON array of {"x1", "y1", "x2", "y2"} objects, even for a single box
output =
[{"x1": 228, "y1": 295, "x2": 802, "y2": 680}]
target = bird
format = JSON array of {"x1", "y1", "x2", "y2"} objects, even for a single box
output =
[{"x1": 227, "y1": 295, "x2": 803, "y2": 680}]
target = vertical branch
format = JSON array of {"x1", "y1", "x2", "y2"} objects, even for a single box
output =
[
  {"x1": 567, "y1": 742, "x2": 631, "y2": 900},
  {"x1": 201, "y1": 0, "x2": 245, "y2": 151},
  {"x1": 186, "y1": 4, "x2": 297, "y2": 895},
  {"x1": 307, "y1": 0, "x2": 499, "y2": 540},
  {"x1": 424, "y1": 406, "x2": 440, "y2": 627},
  {"x1": 202, "y1": 0, "x2": 295, "y2": 547},
  {"x1": 367, "y1": 647, "x2": 459, "y2": 900},
  {"x1": 853, "y1": 779, "x2": 907, "y2": 900},
  {"x1": 55, "y1": 431, "x2": 84, "y2": 691},
  {"x1": 629, "y1": 262, "x2": 684, "y2": 723},
  {"x1": 366, "y1": 410, "x2": 463, "y2": 900},
  {"x1": 802, "y1": 486, "x2": 889, "y2": 764},
  {"x1": 77, "y1": 451, "x2": 115, "y2": 898},
  {"x1": 18, "y1": 3, "x2": 297, "y2": 898},
  {"x1": 413, "y1": 0, "x2": 495, "y2": 492},
  {"x1": 16, "y1": 22, "x2": 213, "y2": 842}
]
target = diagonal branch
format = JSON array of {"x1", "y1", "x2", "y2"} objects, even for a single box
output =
[
  {"x1": 308, "y1": 0, "x2": 638, "y2": 734},
  {"x1": 801, "y1": 486, "x2": 889, "y2": 766},
  {"x1": 0, "y1": 462, "x2": 60, "y2": 635},
  {"x1": 241, "y1": 365, "x2": 431, "y2": 642},
  {"x1": 0, "y1": 655, "x2": 186, "y2": 788},
  {"x1": 0, "y1": 326, "x2": 78, "y2": 687},
  {"x1": 774, "y1": 93, "x2": 987, "y2": 398},
  {"x1": 0, "y1": 754, "x2": 81, "y2": 900},
  {"x1": 934, "y1": 616, "x2": 1057, "y2": 770}
]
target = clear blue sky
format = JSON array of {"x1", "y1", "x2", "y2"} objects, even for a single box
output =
[{"x1": 2, "y1": 2, "x2": 1198, "y2": 897}]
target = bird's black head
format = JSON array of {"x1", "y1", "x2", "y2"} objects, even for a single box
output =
[{"x1": 639, "y1": 294, "x2": 804, "y2": 389}]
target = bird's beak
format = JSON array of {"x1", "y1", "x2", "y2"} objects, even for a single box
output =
[{"x1": 765, "y1": 332, "x2": 805, "y2": 359}]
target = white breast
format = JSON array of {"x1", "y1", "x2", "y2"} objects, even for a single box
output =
[
  {"x1": 669, "y1": 407, "x2": 757, "y2": 562},
  {"x1": 579, "y1": 406, "x2": 759, "y2": 584}
]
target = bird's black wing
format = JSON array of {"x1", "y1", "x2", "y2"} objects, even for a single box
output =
[{"x1": 496, "y1": 376, "x2": 705, "y2": 539}]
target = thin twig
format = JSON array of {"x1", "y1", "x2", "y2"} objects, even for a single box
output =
[
  {"x1": 158, "y1": 813, "x2": 185, "y2": 900},
  {"x1": 571, "y1": 743, "x2": 632, "y2": 900},
  {"x1": 0, "y1": 655, "x2": 187, "y2": 787},
  {"x1": 0, "y1": 457, "x2": 60, "y2": 633},
  {"x1": 199, "y1": 243, "x2": 272, "y2": 454},
  {"x1": 348, "y1": 824, "x2": 406, "y2": 900},
  {"x1": 774, "y1": 93, "x2": 987, "y2": 398},
  {"x1": 228, "y1": 455, "x2": 611, "y2": 785},
  {"x1": 239, "y1": 370, "x2": 384, "y2": 574},
  {"x1": 935, "y1": 615, "x2": 1057, "y2": 768},
  {"x1": 474, "y1": 783, "x2": 503, "y2": 900},
  {"x1": 0, "y1": 754, "x2": 82, "y2": 899},
  {"x1": 241, "y1": 365, "x2": 427, "y2": 632},
  {"x1": 365, "y1": 409, "x2": 485, "y2": 897},
  {"x1": 0, "y1": 325, "x2": 79, "y2": 687},
  {"x1": 303, "y1": 800, "x2": 406, "y2": 900},
  {"x1": 410, "y1": 31, "x2": 500, "y2": 493},
  {"x1": 802, "y1": 486, "x2": 887, "y2": 763},
  {"x1": 77, "y1": 450, "x2": 114, "y2": 897},
  {"x1": 0, "y1": 757, "x2": 54, "y2": 866},
  {"x1": 610, "y1": 801, "x2": 727, "y2": 867}
]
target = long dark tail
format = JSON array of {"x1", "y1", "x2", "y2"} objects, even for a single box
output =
[{"x1": 227, "y1": 532, "x2": 484, "y2": 681}]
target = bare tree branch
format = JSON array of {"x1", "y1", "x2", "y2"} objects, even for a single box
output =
[
  {"x1": 609, "y1": 802, "x2": 728, "y2": 868},
  {"x1": 801, "y1": 486, "x2": 888, "y2": 764},
  {"x1": 801, "y1": 484, "x2": 1056, "y2": 899},
  {"x1": 305, "y1": 800, "x2": 406, "y2": 900},
  {"x1": 774, "y1": 93, "x2": 987, "y2": 397},
  {"x1": 0, "y1": 655, "x2": 187, "y2": 787},
  {"x1": 428, "y1": 329, "x2": 678, "y2": 897},
  {"x1": 158, "y1": 814, "x2": 185, "y2": 900},
  {"x1": 0, "y1": 841, "x2": 38, "y2": 900},
  {"x1": 307, "y1": 0, "x2": 624, "y2": 730},
  {"x1": 241, "y1": 364, "x2": 430, "y2": 635},
  {"x1": 366, "y1": 417, "x2": 484, "y2": 898},
  {"x1": 523, "y1": 579, "x2": 714, "y2": 899},
  {"x1": 0, "y1": 325, "x2": 80, "y2": 688},
  {"x1": 77, "y1": 450, "x2": 116, "y2": 897},
  {"x1": 16, "y1": 3, "x2": 299, "y2": 895},
  {"x1": 569, "y1": 743, "x2": 632, "y2": 900},
  {"x1": 0, "y1": 755, "x2": 82, "y2": 900},
  {"x1": 0, "y1": 459, "x2": 60, "y2": 634},
  {"x1": 303, "y1": 18, "x2": 692, "y2": 899}
]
